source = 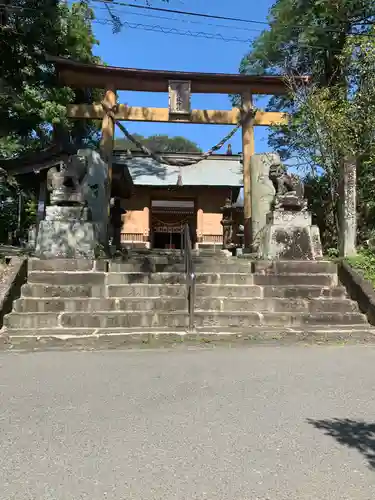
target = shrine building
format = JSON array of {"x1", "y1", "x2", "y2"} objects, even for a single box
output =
[{"x1": 113, "y1": 150, "x2": 244, "y2": 250}]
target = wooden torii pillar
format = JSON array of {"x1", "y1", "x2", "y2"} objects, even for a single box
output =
[
  {"x1": 46, "y1": 55, "x2": 309, "y2": 250},
  {"x1": 241, "y1": 91, "x2": 255, "y2": 249},
  {"x1": 99, "y1": 85, "x2": 116, "y2": 216}
]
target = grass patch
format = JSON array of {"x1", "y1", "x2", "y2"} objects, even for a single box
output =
[{"x1": 346, "y1": 248, "x2": 375, "y2": 287}]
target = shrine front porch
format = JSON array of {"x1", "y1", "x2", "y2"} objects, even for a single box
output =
[{"x1": 120, "y1": 185, "x2": 240, "y2": 250}]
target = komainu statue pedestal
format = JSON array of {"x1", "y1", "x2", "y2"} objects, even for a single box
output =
[
  {"x1": 35, "y1": 153, "x2": 98, "y2": 259},
  {"x1": 35, "y1": 206, "x2": 97, "y2": 259},
  {"x1": 258, "y1": 159, "x2": 323, "y2": 260},
  {"x1": 259, "y1": 207, "x2": 323, "y2": 260}
]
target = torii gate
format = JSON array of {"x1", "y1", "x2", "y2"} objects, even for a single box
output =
[{"x1": 47, "y1": 55, "x2": 308, "y2": 249}]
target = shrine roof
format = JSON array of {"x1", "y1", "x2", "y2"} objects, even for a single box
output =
[
  {"x1": 114, "y1": 152, "x2": 243, "y2": 187},
  {"x1": 0, "y1": 143, "x2": 78, "y2": 175},
  {"x1": 46, "y1": 55, "x2": 309, "y2": 94}
]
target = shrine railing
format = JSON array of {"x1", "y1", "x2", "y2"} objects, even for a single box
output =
[
  {"x1": 181, "y1": 223, "x2": 196, "y2": 331},
  {"x1": 121, "y1": 232, "x2": 147, "y2": 247}
]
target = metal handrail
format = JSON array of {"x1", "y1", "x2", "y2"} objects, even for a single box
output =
[{"x1": 181, "y1": 223, "x2": 195, "y2": 331}]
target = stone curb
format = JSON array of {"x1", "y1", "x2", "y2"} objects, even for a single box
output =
[
  {"x1": 0, "y1": 257, "x2": 27, "y2": 330},
  {"x1": 2, "y1": 327, "x2": 375, "y2": 352},
  {"x1": 338, "y1": 261, "x2": 375, "y2": 326}
]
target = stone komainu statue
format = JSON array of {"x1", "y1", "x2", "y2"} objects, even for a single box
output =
[
  {"x1": 269, "y1": 160, "x2": 305, "y2": 201},
  {"x1": 47, "y1": 154, "x2": 88, "y2": 205}
]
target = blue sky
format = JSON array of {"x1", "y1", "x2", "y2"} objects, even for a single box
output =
[{"x1": 91, "y1": 0, "x2": 274, "y2": 154}]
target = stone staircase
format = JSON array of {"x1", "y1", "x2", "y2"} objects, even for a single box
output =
[{"x1": 1, "y1": 250, "x2": 375, "y2": 346}]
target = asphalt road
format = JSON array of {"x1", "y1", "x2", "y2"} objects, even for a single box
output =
[{"x1": 1, "y1": 345, "x2": 375, "y2": 500}]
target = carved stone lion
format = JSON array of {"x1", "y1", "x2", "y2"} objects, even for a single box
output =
[
  {"x1": 269, "y1": 161, "x2": 304, "y2": 198},
  {"x1": 269, "y1": 160, "x2": 306, "y2": 210},
  {"x1": 47, "y1": 154, "x2": 88, "y2": 205}
]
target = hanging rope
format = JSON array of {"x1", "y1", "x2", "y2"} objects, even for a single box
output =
[
  {"x1": 101, "y1": 101, "x2": 255, "y2": 167},
  {"x1": 152, "y1": 216, "x2": 190, "y2": 227}
]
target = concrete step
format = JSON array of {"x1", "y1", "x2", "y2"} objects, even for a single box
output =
[
  {"x1": 126, "y1": 249, "x2": 224, "y2": 257},
  {"x1": 27, "y1": 271, "x2": 106, "y2": 286},
  {"x1": 3, "y1": 311, "x2": 189, "y2": 330},
  {"x1": 251, "y1": 260, "x2": 337, "y2": 274},
  {"x1": 107, "y1": 284, "x2": 187, "y2": 298},
  {"x1": 20, "y1": 282, "x2": 347, "y2": 300},
  {"x1": 196, "y1": 298, "x2": 358, "y2": 314},
  {"x1": 27, "y1": 270, "x2": 338, "y2": 287},
  {"x1": 107, "y1": 284, "x2": 263, "y2": 298},
  {"x1": 117, "y1": 253, "x2": 230, "y2": 264},
  {"x1": 27, "y1": 271, "x2": 256, "y2": 286},
  {"x1": 253, "y1": 273, "x2": 337, "y2": 287},
  {"x1": 14, "y1": 297, "x2": 187, "y2": 313},
  {"x1": 13, "y1": 296, "x2": 358, "y2": 314},
  {"x1": 28, "y1": 259, "x2": 107, "y2": 272},
  {"x1": 27, "y1": 258, "x2": 337, "y2": 274},
  {"x1": 106, "y1": 272, "x2": 256, "y2": 285},
  {"x1": 28, "y1": 257, "x2": 245, "y2": 274},
  {"x1": 195, "y1": 285, "x2": 347, "y2": 299},
  {"x1": 192, "y1": 311, "x2": 367, "y2": 328},
  {"x1": 106, "y1": 272, "x2": 338, "y2": 286},
  {"x1": 3, "y1": 310, "x2": 367, "y2": 330},
  {"x1": 21, "y1": 283, "x2": 106, "y2": 298},
  {"x1": 261, "y1": 285, "x2": 346, "y2": 299},
  {"x1": 109, "y1": 262, "x2": 253, "y2": 273}
]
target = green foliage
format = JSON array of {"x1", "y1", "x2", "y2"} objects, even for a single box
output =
[
  {"x1": 0, "y1": 175, "x2": 37, "y2": 243},
  {"x1": 326, "y1": 247, "x2": 339, "y2": 259},
  {"x1": 304, "y1": 172, "x2": 339, "y2": 251},
  {"x1": 0, "y1": 1, "x2": 102, "y2": 158},
  {"x1": 240, "y1": 0, "x2": 374, "y2": 83},
  {"x1": 288, "y1": 31, "x2": 375, "y2": 248},
  {"x1": 23, "y1": 198, "x2": 37, "y2": 230},
  {"x1": 237, "y1": 0, "x2": 375, "y2": 252},
  {"x1": 0, "y1": 182, "x2": 18, "y2": 242},
  {"x1": 114, "y1": 134, "x2": 202, "y2": 153},
  {"x1": 347, "y1": 249, "x2": 375, "y2": 287},
  {"x1": 238, "y1": 0, "x2": 375, "y2": 160}
]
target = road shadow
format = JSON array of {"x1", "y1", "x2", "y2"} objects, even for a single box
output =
[{"x1": 308, "y1": 418, "x2": 375, "y2": 470}]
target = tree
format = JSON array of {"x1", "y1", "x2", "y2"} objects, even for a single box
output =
[
  {"x1": 0, "y1": 171, "x2": 37, "y2": 244},
  {"x1": 237, "y1": 0, "x2": 375, "y2": 250},
  {"x1": 0, "y1": 1, "x2": 102, "y2": 159},
  {"x1": 114, "y1": 134, "x2": 202, "y2": 153},
  {"x1": 237, "y1": 0, "x2": 374, "y2": 154},
  {"x1": 278, "y1": 30, "x2": 375, "y2": 248},
  {"x1": 240, "y1": 0, "x2": 373, "y2": 83},
  {"x1": 0, "y1": 1, "x2": 104, "y2": 241}
]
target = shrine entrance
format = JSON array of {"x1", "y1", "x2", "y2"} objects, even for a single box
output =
[
  {"x1": 47, "y1": 54, "x2": 308, "y2": 249},
  {"x1": 150, "y1": 199, "x2": 196, "y2": 250}
]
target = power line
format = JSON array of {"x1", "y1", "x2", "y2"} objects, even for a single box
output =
[
  {"x1": 93, "y1": 18, "x2": 373, "y2": 51},
  {"x1": 93, "y1": 4, "x2": 265, "y2": 34},
  {"x1": 94, "y1": 18, "x2": 257, "y2": 43},
  {"x1": 92, "y1": 0, "x2": 272, "y2": 27},
  {"x1": 0, "y1": 4, "x2": 258, "y2": 44},
  {"x1": 92, "y1": 0, "x2": 375, "y2": 34},
  {"x1": 2, "y1": 16, "x2": 371, "y2": 52},
  {"x1": 1, "y1": 2, "x2": 374, "y2": 48},
  {"x1": 96, "y1": 5, "x2": 375, "y2": 39},
  {"x1": 1, "y1": 0, "x2": 374, "y2": 37}
]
